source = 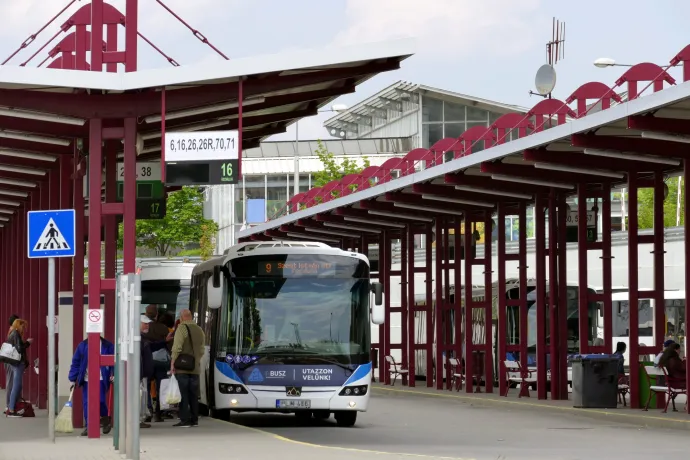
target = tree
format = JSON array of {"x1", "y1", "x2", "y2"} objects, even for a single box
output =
[
  {"x1": 118, "y1": 186, "x2": 219, "y2": 256},
  {"x1": 637, "y1": 177, "x2": 685, "y2": 229},
  {"x1": 312, "y1": 139, "x2": 371, "y2": 195},
  {"x1": 199, "y1": 223, "x2": 218, "y2": 261}
]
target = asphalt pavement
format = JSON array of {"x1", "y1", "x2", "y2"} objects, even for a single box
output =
[{"x1": 229, "y1": 386, "x2": 688, "y2": 460}]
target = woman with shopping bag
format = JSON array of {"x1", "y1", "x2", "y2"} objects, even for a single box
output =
[{"x1": 2, "y1": 319, "x2": 33, "y2": 418}]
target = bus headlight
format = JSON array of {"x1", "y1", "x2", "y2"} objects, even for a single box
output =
[
  {"x1": 339, "y1": 385, "x2": 368, "y2": 396},
  {"x1": 219, "y1": 383, "x2": 248, "y2": 394}
]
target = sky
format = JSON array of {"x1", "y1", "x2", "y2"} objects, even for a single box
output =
[{"x1": 0, "y1": 0, "x2": 688, "y2": 142}]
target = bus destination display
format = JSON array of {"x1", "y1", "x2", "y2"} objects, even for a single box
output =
[{"x1": 258, "y1": 261, "x2": 336, "y2": 277}]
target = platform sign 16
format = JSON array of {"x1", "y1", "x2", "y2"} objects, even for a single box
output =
[{"x1": 164, "y1": 131, "x2": 240, "y2": 186}]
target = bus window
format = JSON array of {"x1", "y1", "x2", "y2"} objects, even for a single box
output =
[
  {"x1": 664, "y1": 298, "x2": 686, "y2": 347},
  {"x1": 141, "y1": 279, "x2": 191, "y2": 320},
  {"x1": 612, "y1": 299, "x2": 653, "y2": 338}
]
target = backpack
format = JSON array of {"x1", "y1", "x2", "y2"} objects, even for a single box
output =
[{"x1": 15, "y1": 400, "x2": 35, "y2": 417}]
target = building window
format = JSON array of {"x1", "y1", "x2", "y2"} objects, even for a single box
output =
[
  {"x1": 423, "y1": 123, "x2": 443, "y2": 148},
  {"x1": 443, "y1": 101, "x2": 465, "y2": 122},
  {"x1": 422, "y1": 97, "x2": 443, "y2": 122}
]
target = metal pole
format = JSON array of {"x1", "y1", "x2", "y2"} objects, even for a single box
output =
[
  {"x1": 117, "y1": 275, "x2": 128, "y2": 453},
  {"x1": 293, "y1": 121, "x2": 299, "y2": 198},
  {"x1": 47, "y1": 257, "x2": 56, "y2": 443},
  {"x1": 131, "y1": 273, "x2": 141, "y2": 460},
  {"x1": 125, "y1": 275, "x2": 135, "y2": 459}
]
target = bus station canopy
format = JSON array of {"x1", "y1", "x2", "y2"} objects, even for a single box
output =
[{"x1": 0, "y1": 38, "x2": 414, "y2": 226}]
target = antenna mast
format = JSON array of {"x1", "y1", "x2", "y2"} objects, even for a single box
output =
[{"x1": 529, "y1": 17, "x2": 566, "y2": 99}]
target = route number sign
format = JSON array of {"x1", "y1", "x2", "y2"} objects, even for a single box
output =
[
  {"x1": 564, "y1": 210, "x2": 598, "y2": 243},
  {"x1": 164, "y1": 131, "x2": 240, "y2": 186}
]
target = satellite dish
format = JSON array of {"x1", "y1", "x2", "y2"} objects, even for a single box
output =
[{"x1": 535, "y1": 64, "x2": 557, "y2": 96}]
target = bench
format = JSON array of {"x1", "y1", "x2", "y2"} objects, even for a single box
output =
[
  {"x1": 447, "y1": 357, "x2": 465, "y2": 391},
  {"x1": 385, "y1": 355, "x2": 409, "y2": 386},
  {"x1": 643, "y1": 365, "x2": 687, "y2": 413},
  {"x1": 504, "y1": 360, "x2": 536, "y2": 398},
  {"x1": 617, "y1": 375, "x2": 630, "y2": 407}
]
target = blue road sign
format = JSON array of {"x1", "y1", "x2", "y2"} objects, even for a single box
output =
[{"x1": 27, "y1": 209, "x2": 76, "y2": 259}]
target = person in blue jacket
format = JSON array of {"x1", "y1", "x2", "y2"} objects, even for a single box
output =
[{"x1": 68, "y1": 336, "x2": 114, "y2": 436}]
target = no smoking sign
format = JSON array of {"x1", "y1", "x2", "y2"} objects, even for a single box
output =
[{"x1": 86, "y1": 309, "x2": 105, "y2": 334}]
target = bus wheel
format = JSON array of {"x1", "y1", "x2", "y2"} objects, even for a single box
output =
[
  {"x1": 199, "y1": 404, "x2": 210, "y2": 417},
  {"x1": 210, "y1": 408, "x2": 231, "y2": 421},
  {"x1": 294, "y1": 411, "x2": 312, "y2": 423},
  {"x1": 334, "y1": 411, "x2": 357, "y2": 427},
  {"x1": 312, "y1": 410, "x2": 330, "y2": 420}
]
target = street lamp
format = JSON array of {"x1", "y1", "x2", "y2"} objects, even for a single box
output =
[
  {"x1": 293, "y1": 104, "x2": 349, "y2": 197},
  {"x1": 593, "y1": 57, "x2": 633, "y2": 68}
]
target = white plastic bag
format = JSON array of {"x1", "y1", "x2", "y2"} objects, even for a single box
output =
[
  {"x1": 159, "y1": 379, "x2": 171, "y2": 410},
  {"x1": 165, "y1": 375, "x2": 181, "y2": 405}
]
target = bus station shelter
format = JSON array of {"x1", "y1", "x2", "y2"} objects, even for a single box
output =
[
  {"x1": 0, "y1": 0, "x2": 413, "y2": 438},
  {"x1": 240, "y1": 45, "x2": 690, "y2": 414}
]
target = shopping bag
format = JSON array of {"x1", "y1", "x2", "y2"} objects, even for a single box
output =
[
  {"x1": 158, "y1": 378, "x2": 171, "y2": 410},
  {"x1": 0, "y1": 342, "x2": 20, "y2": 365},
  {"x1": 165, "y1": 375, "x2": 181, "y2": 405}
]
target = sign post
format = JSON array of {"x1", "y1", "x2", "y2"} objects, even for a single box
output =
[{"x1": 27, "y1": 209, "x2": 76, "y2": 444}]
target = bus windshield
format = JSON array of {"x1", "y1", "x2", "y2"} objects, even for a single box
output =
[
  {"x1": 141, "y1": 279, "x2": 190, "y2": 320},
  {"x1": 219, "y1": 254, "x2": 371, "y2": 366}
]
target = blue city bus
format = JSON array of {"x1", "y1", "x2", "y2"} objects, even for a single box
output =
[{"x1": 190, "y1": 241, "x2": 383, "y2": 427}]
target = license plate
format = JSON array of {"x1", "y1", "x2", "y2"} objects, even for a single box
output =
[{"x1": 276, "y1": 399, "x2": 311, "y2": 409}]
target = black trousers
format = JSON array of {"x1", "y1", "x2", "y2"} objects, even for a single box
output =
[{"x1": 176, "y1": 373, "x2": 199, "y2": 424}]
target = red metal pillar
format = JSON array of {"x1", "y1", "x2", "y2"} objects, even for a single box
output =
[
  {"x1": 406, "y1": 224, "x2": 416, "y2": 386},
  {"x1": 378, "y1": 230, "x2": 387, "y2": 384},
  {"x1": 601, "y1": 183, "x2": 613, "y2": 354},
  {"x1": 496, "y1": 203, "x2": 508, "y2": 396},
  {"x1": 383, "y1": 231, "x2": 392, "y2": 385},
  {"x1": 424, "y1": 225, "x2": 433, "y2": 386},
  {"x1": 576, "y1": 184, "x2": 590, "y2": 356},
  {"x1": 59, "y1": 156, "x2": 73, "y2": 292},
  {"x1": 556, "y1": 193, "x2": 569, "y2": 399},
  {"x1": 104, "y1": 142, "x2": 117, "y2": 342},
  {"x1": 442, "y1": 220, "x2": 451, "y2": 389},
  {"x1": 651, "y1": 171, "x2": 666, "y2": 358},
  {"x1": 547, "y1": 190, "x2": 559, "y2": 399},
  {"x1": 517, "y1": 202, "x2": 529, "y2": 397},
  {"x1": 123, "y1": 118, "x2": 137, "y2": 274},
  {"x1": 72, "y1": 147, "x2": 85, "y2": 428},
  {"x1": 434, "y1": 217, "x2": 444, "y2": 389},
  {"x1": 400, "y1": 228, "x2": 409, "y2": 386},
  {"x1": 535, "y1": 195, "x2": 548, "y2": 399},
  {"x1": 452, "y1": 217, "x2": 463, "y2": 391},
  {"x1": 627, "y1": 171, "x2": 640, "y2": 408},
  {"x1": 463, "y1": 215, "x2": 475, "y2": 393},
  {"x1": 483, "y1": 211, "x2": 494, "y2": 393},
  {"x1": 684, "y1": 159, "x2": 690, "y2": 413},
  {"x1": 87, "y1": 119, "x2": 103, "y2": 438}
]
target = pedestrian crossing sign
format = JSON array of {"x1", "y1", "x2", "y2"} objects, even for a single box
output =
[{"x1": 27, "y1": 209, "x2": 76, "y2": 259}]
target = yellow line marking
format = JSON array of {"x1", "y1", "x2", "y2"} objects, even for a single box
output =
[
  {"x1": 373, "y1": 386, "x2": 690, "y2": 425},
  {"x1": 211, "y1": 416, "x2": 475, "y2": 459}
]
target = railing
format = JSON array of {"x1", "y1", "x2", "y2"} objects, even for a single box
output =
[{"x1": 263, "y1": 46, "x2": 689, "y2": 224}]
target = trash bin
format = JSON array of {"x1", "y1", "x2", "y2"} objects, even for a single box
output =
[{"x1": 571, "y1": 354, "x2": 619, "y2": 409}]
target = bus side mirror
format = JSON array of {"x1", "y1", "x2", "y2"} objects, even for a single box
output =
[
  {"x1": 371, "y1": 282, "x2": 384, "y2": 325},
  {"x1": 207, "y1": 277, "x2": 222, "y2": 309},
  {"x1": 372, "y1": 282, "x2": 383, "y2": 306},
  {"x1": 212, "y1": 265, "x2": 221, "y2": 288}
]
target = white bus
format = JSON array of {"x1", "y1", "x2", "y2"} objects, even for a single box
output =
[
  {"x1": 137, "y1": 259, "x2": 196, "y2": 319},
  {"x1": 190, "y1": 241, "x2": 383, "y2": 427},
  {"x1": 612, "y1": 290, "x2": 687, "y2": 364}
]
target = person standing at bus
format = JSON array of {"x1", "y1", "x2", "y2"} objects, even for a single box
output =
[
  {"x1": 142, "y1": 305, "x2": 171, "y2": 423},
  {"x1": 170, "y1": 309, "x2": 205, "y2": 428}
]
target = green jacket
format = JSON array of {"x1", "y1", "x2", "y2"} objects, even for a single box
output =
[{"x1": 171, "y1": 321, "x2": 205, "y2": 375}]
